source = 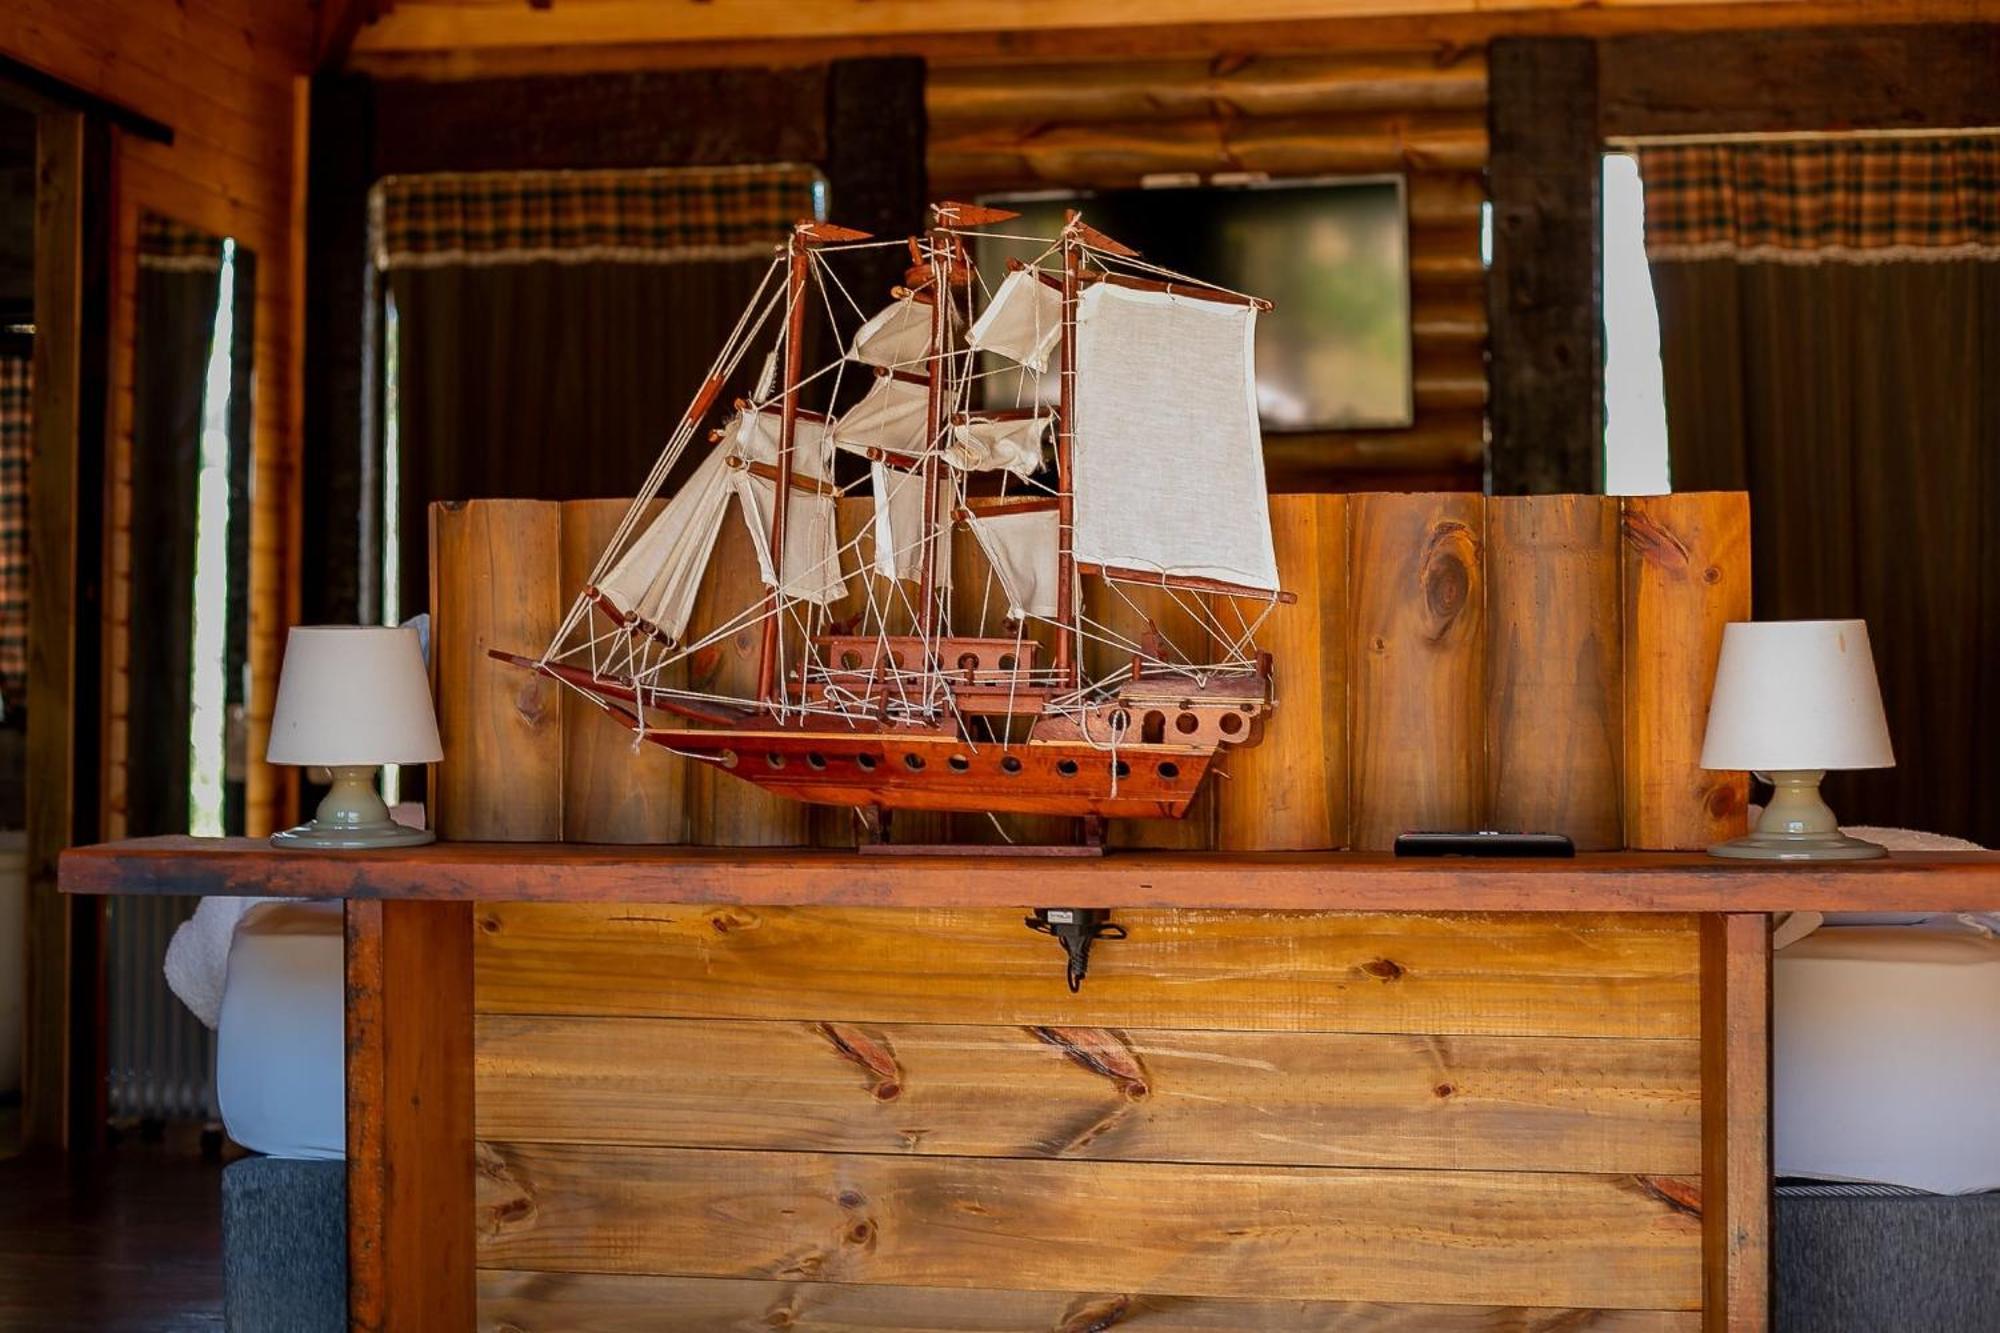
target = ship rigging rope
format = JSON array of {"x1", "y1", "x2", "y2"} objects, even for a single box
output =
[{"x1": 538, "y1": 225, "x2": 1276, "y2": 748}]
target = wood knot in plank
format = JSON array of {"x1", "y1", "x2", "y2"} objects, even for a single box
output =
[
  {"x1": 1621, "y1": 509, "x2": 1692, "y2": 573},
  {"x1": 512, "y1": 677, "x2": 551, "y2": 728},
  {"x1": 1433, "y1": 1082, "x2": 1455, "y2": 1099},
  {"x1": 1029, "y1": 1026, "x2": 1150, "y2": 1098},
  {"x1": 1361, "y1": 957, "x2": 1405, "y2": 981},
  {"x1": 817, "y1": 1023, "x2": 903, "y2": 1101},
  {"x1": 1634, "y1": 1174, "x2": 1703, "y2": 1220},
  {"x1": 1419, "y1": 518, "x2": 1477, "y2": 636},
  {"x1": 1058, "y1": 1294, "x2": 1134, "y2": 1333},
  {"x1": 705, "y1": 907, "x2": 760, "y2": 934},
  {"x1": 1706, "y1": 783, "x2": 1743, "y2": 820}
]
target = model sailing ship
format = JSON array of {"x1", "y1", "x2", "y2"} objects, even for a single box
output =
[{"x1": 496, "y1": 202, "x2": 1294, "y2": 825}]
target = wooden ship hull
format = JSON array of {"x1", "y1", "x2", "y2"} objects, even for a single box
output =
[{"x1": 496, "y1": 637, "x2": 1270, "y2": 819}]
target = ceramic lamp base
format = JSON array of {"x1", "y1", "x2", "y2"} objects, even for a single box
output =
[
  {"x1": 1706, "y1": 767, "x2": 1886, "y2": 861},
  {"x1": 270, "y1": 764, "x2": 435, "y2": 851}
]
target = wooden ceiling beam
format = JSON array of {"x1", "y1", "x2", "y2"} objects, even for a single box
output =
[
  {"x1": 342, "y1": 1, "x2": 1999, "y2": 79},
  {"x1": 316, "y1": 0, "x2": 385, "y2": 74}
]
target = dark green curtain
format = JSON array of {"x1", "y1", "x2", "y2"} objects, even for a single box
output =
[
  {"x1": 389, "y1": 257, "x2": 773, "y2": 618},
  {"x1": 1650, "y1": 258, "x2": 2000, "y2": 845}
]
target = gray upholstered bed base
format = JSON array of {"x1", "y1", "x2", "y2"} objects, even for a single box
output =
[
  {"x1": 220, "y1": 1156, "x2": 347, "y2": 1333},
  {"x1": 1776, "y1": 1182, "x2": 2000, "y2": 1331}
]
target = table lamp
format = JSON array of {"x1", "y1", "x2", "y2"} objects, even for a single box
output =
[
  {"x1": 1700, "y1": 619, "x2": 1895, "y2": 860},
  {"x1": 266, "y1": 626, "x2": 443, "y2": 849}
]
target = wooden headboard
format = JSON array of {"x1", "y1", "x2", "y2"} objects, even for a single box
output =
[{"x1": 430, "y1": 491, "x2": 1750, "y2": 851}]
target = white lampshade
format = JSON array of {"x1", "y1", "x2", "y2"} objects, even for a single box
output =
[
  {"x1": 266, "y1": 626, "x2": 443, "y2": 767},
  {"x1": 1700, "y1": 619, "x2": 1894, "y2": 773}
]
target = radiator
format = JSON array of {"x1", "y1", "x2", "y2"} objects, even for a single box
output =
[{"x1": 107, "y1": 894, "x2": 218, "y2": 1122}]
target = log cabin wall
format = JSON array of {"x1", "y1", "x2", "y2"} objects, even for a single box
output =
[
  {"x1": 432, "y1": 490, "x2": 1747, "y2": 1329},
  {"x1": 926, "y1": 53, "x2": 1489, "y2": 492},
  {"x1": 0, "y1": 5, "x2": 312, "y2": 841}
]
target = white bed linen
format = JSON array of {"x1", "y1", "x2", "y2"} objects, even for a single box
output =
[
  {"x1": 216, "y1": 900, "x2": 346, "y2": 1160},
  {"x1": 1775, "y1": 919, "x2": 2000, "y2": 1194}
]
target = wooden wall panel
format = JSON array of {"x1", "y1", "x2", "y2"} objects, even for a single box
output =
[
  {"x1": 1487, "y1": 495, "x2": 1623, "y2": 848},
  {"x1": 431, "y1": 500, "x2": 564, "y2": 841},
  {"x1": 477, "y1": 1014, "x2": 1700, "y2": 1173},
  {"x1": 1348, "y1": 492, "x2": 1485, "y2": 849},
  {"x1": 476, "y1": 1270, "x2": 1703, "y2": 1331},
  {"x1": 475, "y1": 1142, "x2": 1702, "y2": 1309},
  {"x1": 556, "y1": 499, "x2": 687, "y2": 845},
  {"x1": 1215, "y1": 493, "x2": 1348, "y2": 851},
  {"x1": 2, "y1": 0, "x2": 315, "y2": 840},
  {"x1": 475, "y1": 904, "x2": 1701, "y2": 1039},
  {"x1": 1621, "y1": 493, "x2": 1752, "y2": 851}
]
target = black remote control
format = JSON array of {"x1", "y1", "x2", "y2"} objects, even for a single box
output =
[{"x1": 1393, "y1": 831, "x2": 1576, "y2": 858}]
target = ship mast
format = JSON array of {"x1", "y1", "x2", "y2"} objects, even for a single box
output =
[
  {"x1": 915, "y1": 219, "x2": 949, "y2": 644},
  {"x1": 757, "y1": 225, "x2": 813, "y2": 706},
  {"x1": 1054, "y1": 211, "x2": 1082, "y2": 692}
]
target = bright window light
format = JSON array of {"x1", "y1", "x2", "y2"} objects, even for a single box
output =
[
  {"x1": 1602, "y1": 154, "x2": 1671, "y2": 495},
  {"x1": 187, "y1": 240, "x2": 236, "y2": 836},
  {"x1": 381, "y1": 290, "x2": 402, "y2": 808}
]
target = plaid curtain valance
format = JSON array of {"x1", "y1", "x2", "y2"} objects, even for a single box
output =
[
  {"x1": 0, "y1": 356, "x2": 29, "y2": 712},
  {"x1": 1639, "y1": 136, "x2": 2000, "y2": 264},
  {"x1": 138, "y1": 214, "x2": 224, "y2": 273},
  {"x1": 371, "y1": 164, "x2": 825, "y2": 270}
]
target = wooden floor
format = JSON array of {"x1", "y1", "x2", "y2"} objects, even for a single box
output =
[{"x1": 0, "y1": 1144, "x2": 223, "y2": 1331}]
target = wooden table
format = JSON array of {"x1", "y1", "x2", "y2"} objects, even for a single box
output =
[{"x1": 62, "y1": 838, "x2": 2000, "y2": 1333}]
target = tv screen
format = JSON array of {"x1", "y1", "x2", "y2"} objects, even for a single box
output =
[{"x1": 974, "y1": 177, "x2": 1413, "y2": 432}]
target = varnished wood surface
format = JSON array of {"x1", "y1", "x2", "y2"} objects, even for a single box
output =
[
  {"x1": 63, "y1": 837, "x2": 2000, "y2": 913},
  {"x1": 473, "y1": 905, "x2": 1698, "y2": 1039},
  {"x1": 1700, "y1": 914, "x2": 1769, "y2": 1333},
  {"x1": 476, "y1": 1014, "x2": 1700, "y2": 1172},
  {"x1": 474, "y1": 1271, "x2": 1703, "y2": 1331},
  {"x1": 475, "y1": 1142, "x2": 1702, "y2": 1309},
  {"x1": 347, "y1": 899, "x2": 476, "y2": 1333}
]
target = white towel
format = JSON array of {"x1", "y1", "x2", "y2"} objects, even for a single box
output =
[{"x1": 163, "y1": 897, "x2": 262, "y2": 1030}]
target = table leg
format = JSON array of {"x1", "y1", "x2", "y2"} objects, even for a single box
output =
[
  {"x1": 1701, "y1": 912, "x2": 1771, "y2": 1332},
  {"x1": 346, "y1": 898, "x2": 475, "y2": 1332}
]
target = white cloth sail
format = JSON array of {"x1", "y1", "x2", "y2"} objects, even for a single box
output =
[
  {"x1": 1071, "y1": 284, "x2": 1280, "y2": 593},
  {"x1": 946, "y1": 414, "x2": 1049, "y2": 478},
  {"x1": 869, "y1": 461, "x2": 950, "y2": 588},
  {"x1": 830, "y1": 374, "x2": 929, "y2": 459},
  {"x1": 967, "y1": 268, "x2": 1063, "y2": 373},
  {"x1": 731, "y1": 405, "x2": 831, "y2": 481},
  {"x1": 592, "y1": 442, "x2": 734, "y2": 642},
  {"x1": 850, "y1": 297, "x2": 943, "y2": 370},
  {"x1": 967, "y1": 508, "x2": 1060, "y2": 621},
  {"x1": 733, "y1": 473, "x2": 847, "y2": 605}
]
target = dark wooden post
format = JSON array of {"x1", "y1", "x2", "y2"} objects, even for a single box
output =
[{"x1": 1486, "y1": 37, "x2": 1602, "y2": 496}]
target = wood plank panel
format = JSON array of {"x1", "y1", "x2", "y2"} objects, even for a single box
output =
[
  {"x1": 926, "y1": 51, "x2": 1488, "y2": 127},
  {"x1": 1620, "y1": 493, "x2": 1751, "y2": 850},
  {"x1": 474, "y1": 905, "x2": 1701, "y2": 1039},
  {"x1": 556, "y1": 499, "x2": 686, "y2": 845},
  {"x1": 474, "y1": 1143, "x2": 1704, "y2": 1309},
  {"x1": 1348, "y1": 493, "x2": 1486, "y2": 849},
  {"x1": 23, "y1": 110, "x2": 86, "y2": 1150},
  {"x1": 685, "y1": 493, "x2": 810, "y2": 847},
  {"x1": 1216, "y1": 494, "x2": 1348, "y2": 850},
  {"x1": 477, "y1": 1270, "x2": 1703, "y2": 1331},
  {"x1": 347, "y1": 898, "x2": 476, "y2": 1333},
  {"x1": 476, "y1": 1014, "x2": 1701, "y2": 1173},
  {"x1": 1486, "y1": 495, "x2": 1623, "y2": 848},
  {"x1": 1700, "y1": 913, "x2": 1769, "y2": 1333},
  {"x1": 431, "y1": 499, "x2": 565, "y2": 840}
]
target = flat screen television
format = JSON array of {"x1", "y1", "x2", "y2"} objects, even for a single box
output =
[{"x1": 974, "y1": 177, "x2": 1413, "y2": 432}]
